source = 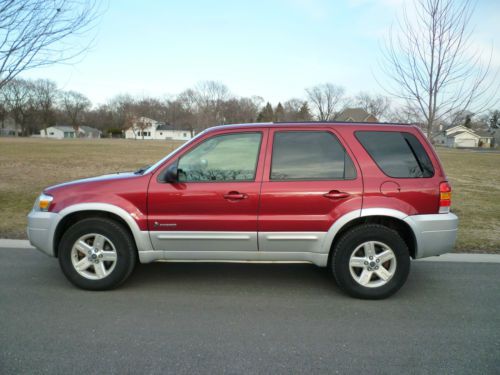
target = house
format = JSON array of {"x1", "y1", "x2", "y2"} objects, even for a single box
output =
[
  {"x1": 434, "y1": 124, "x2": 493, "y2": 148},
  {"x1": 0, "y1": 118, "x2": 21, "y2": 136},
  {"x1": 41, "y1": 126, "x2": 76, "y2": 139},
  {"x1": 79, "y1": 126, "x2": 102, "y2": 139},
  {"x1": 124, "y1": 116, "x2": 192, "y2": 140},
  {"x1": 40, "y1": 125, "x2": 102, "y2": 139},
  {"x1": 336, "y1": 108, "x2": 378, "y2": 122}
]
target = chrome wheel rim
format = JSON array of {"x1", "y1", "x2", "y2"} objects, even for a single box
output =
[
  {"x1": 70, "y1": 233, "x2": 118, "y2": 280},
  {"x1": 349, "y1": 241, "x2": 397, "y2": 288}
]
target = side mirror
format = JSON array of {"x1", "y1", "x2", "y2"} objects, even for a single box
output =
[{"x1": 164, "y1": 164, "x2": 178, "y2": 183}]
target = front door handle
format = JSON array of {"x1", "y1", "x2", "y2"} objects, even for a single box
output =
[
  {"x1": 323, "y1": 190, "x2": 350, "y2": 200},
  {"x1": 223, "y1": 191, "x2": 248, "y2": 200}
]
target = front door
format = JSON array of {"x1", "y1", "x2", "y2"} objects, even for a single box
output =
[
  {"x1": 148, "y1": 129, "x2": 268, "y2": 252},
  {"x1": 258, "y1": 128, "x2": 363, "y2": 253}
]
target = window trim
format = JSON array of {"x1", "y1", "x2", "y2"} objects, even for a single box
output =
[
  {"x1": 160, "y1": 131, "x2": 264, "y2": 184},
  {"x1": 269, "y1": 130, "x2": 357, "y2": 182},
  {"x1": 354, "y1": 130, "x2": 435, "y2": 179}
]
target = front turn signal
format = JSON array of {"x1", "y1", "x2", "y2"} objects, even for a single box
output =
[{"x1": 35, "y1": 193, "x2": 53, "y2": 212}]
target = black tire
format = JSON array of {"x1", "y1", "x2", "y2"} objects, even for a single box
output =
[
  {"x1": 331, "y1": 224, "x2": 410, "y2": 299},
  {"x1": 58, "y1": 217, "x2": 137, "y2": 290}
]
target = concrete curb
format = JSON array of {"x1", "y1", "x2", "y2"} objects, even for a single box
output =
[
  {"x1": 416, "y1": 253, "x2": 500, "y2": 263},
  {"x1": 0, "y1": 239, "x2": 34, "y2": 249},
  {"x1": 1, "y1": 239, "x2": 499, "y2": 263}
]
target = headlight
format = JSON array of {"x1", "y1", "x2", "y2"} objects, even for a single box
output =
[{"x1": 34, "y1": 193, "x2": 53, "y2": 212}]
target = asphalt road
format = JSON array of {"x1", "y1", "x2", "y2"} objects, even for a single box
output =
[{"x1": 1, "y1": 248, "x2": 499, "y2": 375}]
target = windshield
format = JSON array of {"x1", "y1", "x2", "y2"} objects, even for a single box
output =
[{"x1": 142, "y1": 130, "x2": 208, "y2": 175}]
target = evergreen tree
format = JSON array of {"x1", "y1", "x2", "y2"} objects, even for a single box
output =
[
  {"x1": 464, "y1": 114, "x2": 472, "y2": 128},
  {"x1": 257, "y1": 102, "x2": 274, "y2": 122},
  {"x1": 298, "y1": 102, "x2": 312, "y2": 121},
  {"x1": 274, "y1": 102, "x2": 285, "y2": 121}
]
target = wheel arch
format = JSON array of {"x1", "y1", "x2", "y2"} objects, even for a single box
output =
[
  {"x1": 324, "y1": 209, "x2": 417, "y2": 266},
  {"x1": 53, "y1": 204, "x2": 151, "y2": 257}
]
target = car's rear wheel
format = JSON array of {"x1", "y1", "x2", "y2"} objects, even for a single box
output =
[
  {"x1": 58, "y1": 218, "x2": 136, "y2": 290},
  {"x1": 331, "y1": 224, "x2": 410, "y2": 299}
]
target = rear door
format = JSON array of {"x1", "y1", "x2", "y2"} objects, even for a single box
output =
[{"x1": 258, "y1": 127, "x2": 363, "y2": 253}]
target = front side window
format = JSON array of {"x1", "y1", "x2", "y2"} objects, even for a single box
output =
[
  {"x1": 177, "y1": 132, "x2": 262, "y2": 182},
  {"x1": 270, "y1": 131, "x2": 356, "y2": 180},
  {"x1": 355, "y1": 131, "x2": 434, "y2": 178}
]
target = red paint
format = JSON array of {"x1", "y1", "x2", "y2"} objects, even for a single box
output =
[{"x1": 43, "y1": 122, "x2": 449, "y2": 233}]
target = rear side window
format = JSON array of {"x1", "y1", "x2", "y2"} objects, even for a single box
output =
[
  {"x1": 271, "y1": 131, "x2": 356, "y2": 180},
  {"x1": 355, "y1": 131, "x2": 434, "y2": 178}
]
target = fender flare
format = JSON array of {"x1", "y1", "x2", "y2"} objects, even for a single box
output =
[
  {"x1": 55, "y1": 203, "x2": 152, "y2": 253},
  {"x1": 320, "y1": 208, "x2": 412, "y2": 254}
]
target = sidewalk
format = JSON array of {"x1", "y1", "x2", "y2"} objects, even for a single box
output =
[{"x1": 2, "y1": 239, "x2": 499, "y2": 263}]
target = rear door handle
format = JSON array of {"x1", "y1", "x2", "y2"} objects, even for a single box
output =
[
  {"x1": 223, "y1": 191, "x2": 248, "y2": 200},
  {"x1": 323, "y1": 190, "x2": 350, "y2": 200}
]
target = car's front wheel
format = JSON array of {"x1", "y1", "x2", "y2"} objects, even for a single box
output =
[
  {"x1": 58, "y1": 218, "x2": 136, "y2": 290},
  {"x1": 331, "y1": 224, "x2": 410, "y2": 299}
]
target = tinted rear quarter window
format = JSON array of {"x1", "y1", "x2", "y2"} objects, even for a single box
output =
[
  {"x1": 355, "y1": 131, "x2": 434, "y2": 178},
  {"x1": 271, "y1": 131, "x2": 356, "y2": 180}
]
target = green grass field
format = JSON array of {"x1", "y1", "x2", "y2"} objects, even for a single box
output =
[{"x1": 0, "y1": 138, "x2": 498, "y2": 252}]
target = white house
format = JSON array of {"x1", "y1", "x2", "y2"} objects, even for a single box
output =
[
  {"x1": 0, "y1": 117, "x2": 21, "y2": 136},
  {"x1": 125, "y1": 116, "x2": 192, "y2": 141},
  {"x1": 434, "y1": 124, "x2": 493, "y2": 148},
  {"x1": 40, "y1": 125, "x2": 101, "y2": 139}
]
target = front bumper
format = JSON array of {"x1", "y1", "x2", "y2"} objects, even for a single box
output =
[
  {"x1": 27, "y1": 210, "x2": 60, "y2": 257},
  {"x1": 404, "y1": 213, "x2": 459, "y2": 259}
]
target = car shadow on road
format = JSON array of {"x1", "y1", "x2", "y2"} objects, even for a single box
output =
[
  {"x1": 122, "y1": 261, "x2": 426, "y2": 300},
  {"x1": 9, "y1": 249, "x2": 426, "y2": 300}
]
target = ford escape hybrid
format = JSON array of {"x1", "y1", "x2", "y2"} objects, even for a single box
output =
[{"x1": 28, "y1": 122, "x2": 458, "y2": 299}]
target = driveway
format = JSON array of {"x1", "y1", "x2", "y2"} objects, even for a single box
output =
[{"x1": 1, "y1": 248, "x2": 499, "y2": 374}]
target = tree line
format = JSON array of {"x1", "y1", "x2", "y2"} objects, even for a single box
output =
[
  {"x1": 0, "y1": 78, "x2": 418, "y2": 137},
  {"x1": 1, "y1": 78, "x2": 498, "y2": 137}
]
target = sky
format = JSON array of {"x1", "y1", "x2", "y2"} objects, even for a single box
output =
[{"x1": 21, "y1": 0, "x2": 500, "y2": 107}]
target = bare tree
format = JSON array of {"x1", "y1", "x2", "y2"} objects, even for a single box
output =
[
  {"x1": 194, "y1": 81, "x2": 230, "y2": 106},
  {"x1": 132, "y1": 117, "x2": 151, "y2": 140},
  {"x1": 107, "y1": 94, "x2": 136, "y2": 130},
  {"x1": 306, "y1": 83, "x2": 346, "y2": 121},
  {"x1": 0, "y1": 99, "x2": 6, "y2": 129},
  {"x1": 0, "y1": 0, "x2": 101, "y2": 89},
  {"x1": 61, "y1": 90, "x2": 91, "y2": 135},
  {"x1": 381, "y1": 0, "x2": 496, "y2": 137},
  {"x1": 32, "y1": 79, "x2": 58, "y2": 133},
  {"x1": 193, "y1": 81, "x2": 231, "y2": 127},
  {"x1": 389, "y1": 101, "x2": 424, "y2": 125},
  {"x1": 354, "y1": 92, "x2": 391, "y2": 121},
  {"x1": 1, "y1": 78, "x2": 35, "y2": 135}
]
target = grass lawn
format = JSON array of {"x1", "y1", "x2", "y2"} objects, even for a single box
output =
[{"x1": 0, "y1": 138, "x2": 498, "y2": 253}]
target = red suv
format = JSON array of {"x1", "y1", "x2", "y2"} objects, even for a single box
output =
[{"x1": 28, "y1": 122, "x2": 458, "y2": 299}]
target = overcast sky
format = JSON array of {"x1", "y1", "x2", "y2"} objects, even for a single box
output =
[{"x1": 20, "y1": 0, "x2": 500, "y2": 106}]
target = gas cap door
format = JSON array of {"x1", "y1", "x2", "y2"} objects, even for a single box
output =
[{"x1": 380, "y1": 181, "x2": 401, "y2": 197}]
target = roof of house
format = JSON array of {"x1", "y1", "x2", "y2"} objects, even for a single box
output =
[
  {"x1": 52, "y1": 125, "x2": 75, "y2": 132},
  {"x1": 156, "y1": 124, "x2": 170, "y2": 131},
  {"x1": 156, "y1": 123, "x2": 189, "y2": 131},
  {"x1": 475, "y1": 129, "x2": 493, "y2": 138},
  {"x1": 336, "y1": 108, "x2": 378, "y2": 122}
]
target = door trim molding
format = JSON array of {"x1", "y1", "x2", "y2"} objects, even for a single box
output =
[{"x1": 157, "y1": 232, "x2": 253, "y2": 241}]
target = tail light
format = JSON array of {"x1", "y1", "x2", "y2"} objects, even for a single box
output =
[{"x1": 439, "y1": 182, "x2": 452, "y2": 213}]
